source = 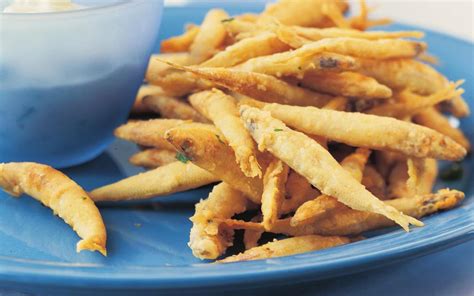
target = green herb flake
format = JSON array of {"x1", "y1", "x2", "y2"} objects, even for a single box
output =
[
  {"x1": 176, "y1": 152, "x2": 190, "y2": 163},
  {"x1": 134, "y1": 223, "x2": 142, "y2": 228},
  {"x1": 82, "y1": 197, "x2": 87, "y2": 201},
  {"x1": 221, "y1": 17, "x2": 235, "y2": 23},
  {"x1": 440, "y1": 162, "x2": 463, "y2": 181},
  {"x1": 274, "y1": 128, "x2": 283, "y2": 132},
  {"x1": 216, "y1": 134, "x2": 225, "y2": 144}
]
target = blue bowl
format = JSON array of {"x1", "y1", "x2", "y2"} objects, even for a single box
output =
[{"x1": 0, "y1": 0, "x2": 163, "y2": 168}]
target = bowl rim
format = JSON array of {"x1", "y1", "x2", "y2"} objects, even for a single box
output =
[{"x1": 0, "y1": 0, "x2": 162, "y2": 18}]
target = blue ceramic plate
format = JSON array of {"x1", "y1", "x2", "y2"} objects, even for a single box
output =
[{"x1": 0, "y1": 3, "x2": 473, "y2": 295}]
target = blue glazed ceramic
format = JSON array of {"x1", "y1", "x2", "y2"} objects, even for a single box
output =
[
  {"x1": 0, "y1": 0, "x2": 163, "y2": 168},
  {"x1": 0, "y1": 2, "x2": 472, "y2": 295}
]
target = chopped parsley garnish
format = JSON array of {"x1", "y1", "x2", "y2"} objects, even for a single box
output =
[
  {"x1": 221, "y1": 17, "x2": 235, "y2": 23},
  {"x1": 216, "y1": 134, "x2": 225, "y2": 144},
  {"x1": 176, "y1": 152, "x2": 190, "y2": 163},
  {"x1": 440, "y1": 162, "x2": 463, "y2": 181},
  {"x1": 82, "y1": 197, "x2": 87, "y2": 201},
  {"x1": 274, "y1": 128, "x2": 283, "y2": 132}
]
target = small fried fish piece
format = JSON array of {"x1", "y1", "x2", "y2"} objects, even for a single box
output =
[
  {"x1": 258, "y1": 102, "x2": 466, "y2": 161},
  {"x1": 222, "y1": 188, "x2": 463, "y2": 236},
  {"x1": 368, "y1": 81, "x2": 464, "y2": 118},
  {"x1": 269, "y1": 189, "x2": 464, "y2": 236},
  {"x1": 375, "y1": 151, "x2": 404, "y2": 179},
  {"x1": 300, "y1": 71, "x2": 392, "y2": 99},
  {"x1": 243, "y1": 215, "x2": 264, "y2": 250},
  {"x1": 90, "y1": 161, "x2": 218, "y2": 202},
  {"x1": 0, "y1": 162, "x2": 107, "y2": 256},
  {"x1": 321, "y1": 0, "x2": 350, "y2": 29},
  {"x1": 408, "y1": 158, "x2": 438, "y2": 196},
  {"x1": 361, "y1": 165, "x2": 387, "y2": 200},
  {"x1": 407, "y1": 158, "x2": 424, "y2": 196},
  {"x1": 189, "y1": 89, "x2": 262, "y2": 178},
  {"x1": 357, "y1": 58, "x2": 469, "y2": 117},
  {"x1": 190, "y1": 182, "x2": 250, "y2": 259},
  {"x1": 234, "y1": 38, "x2": 425, "y2": 78},
  {"x1": 147, "y1": 70, "x2": 211, "y2": 97},
  {"x1": 165, "y1": 122, "x2": 265, "y2": 203},
  {"x1": 387, "y1": 161, "x2": 410, "y2": 199},
  {"x1": 222, "y1": 18, "x2": 257, "y2": 37},
  {"x1": 261, "y1": 159, "x2": 289, "y2": 230},
  {"x1": 240, "y1": 106, "x2": 422, "y2": 231},
  {"x1": 161, "y1": 25, "x2": 200, "y2": 53},
  {"x1": 291, "y1": 148, "x2": 371, "y2": 226},
  {"x1": 414, "y1": 108, "x2": 471, "y2": 151},
  {"x1": 201, "y1": 32, "x2": 290, "y2": 68},
  {"x1": 163, "y1": 60, "x2": 334, "y2": 107},
  {"x1": 143, "y1": 95, "x2": 210, "y2": 123},
  {"x1": 189, "y1": 9, "x2": 229, "y2": 64},
  {"x1": 219, "y1": 235, "x2": 351, "y2": 263},
  {"x1": 281, "y1": 170, "x2": 321, "y2": 214},
  {"x1": 292, "y1": 26, "x2": 424, "y2": 41},
  {"x1": 131, "y1": 85, "x2": 164, "y2": 114},
  {"x1": 115, "y1": 119, "x2": 188, "y2": 150},
  {"x1": 146, "y1": 54, "x2": 212, "y2": 97},
  {"x1": 234, "y1": 51, "x2": 359, "y2": 78},
  {"x1": 129, "y1": 149, "x2": 177, "y2": 169},
  {"x1": 146, "y1": 52, "x2": 191, "y2": 82},
  {"x1": 260, "y1": 0, "x2": 347, "y2": 27}
]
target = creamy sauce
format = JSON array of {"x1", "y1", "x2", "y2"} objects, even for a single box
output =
[{"x1": 3, "y1": 0, "x2": 83, "y2": 13}]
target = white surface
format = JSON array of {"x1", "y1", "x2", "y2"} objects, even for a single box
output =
[
  {"x1": 369, "y1": 0, "x2": 474, "y2": 42},
  {"x1": 164, "y1": 0, "x2": 474, "y2": 42}
]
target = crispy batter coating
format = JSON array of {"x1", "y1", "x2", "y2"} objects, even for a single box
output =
[
  {"x1": 259, "y1": 103, "x2": 466, "y2": 161},
  {"x1": 281, "y1": 170, "x2": 321, "y2": 214},
  {"x1": 240, "y1": 106, "x2": 422, "y2": 231},
  {"x1": 357, "y1": 58, "x2": 469, "y2": 117},
  {"x1": 165, "y1": 122, "x2": 265, "y2": 203},
  {"x1": 143, "y1": 95, "x2": 210, "y2": 123},
  {"x1": 129, "y1": 149, "x2": 177, "y2": 169},
  {"x1": 115, "y1": 119, "x2": 189, "y2": 150},
  {"x1": 234, "y1": 51, "x2": 359, "y2": 78},
  {"x1": 261, "y1": 159, "x2": 289, "y2": 230},
  {"x1": 189, "y1": 89, "x2": 262, "y2": 177},
  {"x1": 368, "y1": 81, "x2": 464, "y2": 118},
  {"x1": 299, "y1": 71, "x2": 392, "y2": 99},
  {"x1": 415, "y1": 108, "x2": 471, "y2": 151},
  {"x1": 161, "y1": 25, "x2": 200, "y2": 53},
  {"x1": 162, "y1": 60, "x2": 334, "y2": 107},
  {"x1": 190, "y1": 182, "x2": 250, "y2": 259},
  {"x1": 189, "y1": 9, "x2": 229, "y2": 64},
  {"x1": 218, "y1": 235, "x2": 350, "y2": 263},
  {"x1": 131, "y1": 85, "x2": 164, "y2": 114},
  {"x1": 234, "y1": 38, "x2": 425, "y2": 78},
  {"x1": 408, "y1": 158, "x2": 438, "y2": 196},
  {"x1": 146, "y1": 53, "x2": 212, "y2": 97},
  {"x1": 387, "y1": 160, "x2": 410, "y2": 199},
  {"x1": 90, "y1": 161, "x2": 218, "y2": 202},
  {"x1": 291, "y1": 148, "x2": 371, "y2": 226},
  {"x1": 361, "y1": 165, "x2": 387, "y2": 200},
  {"x1": 0, "y1": 162, "x2": 107, "y2": 256},
  {"x1": 292, "y1": 26, "x2": 424, "y2": 41},
  {"x1": 269, "y1": 189, "x2": 464, "y2": 236},
  {"x1": 243, "y1": 215, "x2": 264, "y2": 250},
  {"x1": 201, "y1": 32, "x2": 290, "y2": 67},
  {"x1": 260, "y1": 0, "x2": 347, "y2": 27}
]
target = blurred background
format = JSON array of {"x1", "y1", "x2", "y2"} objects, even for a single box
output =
[{"x1": 165, "y1": 0, "x2": 474, "y2": 41}]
